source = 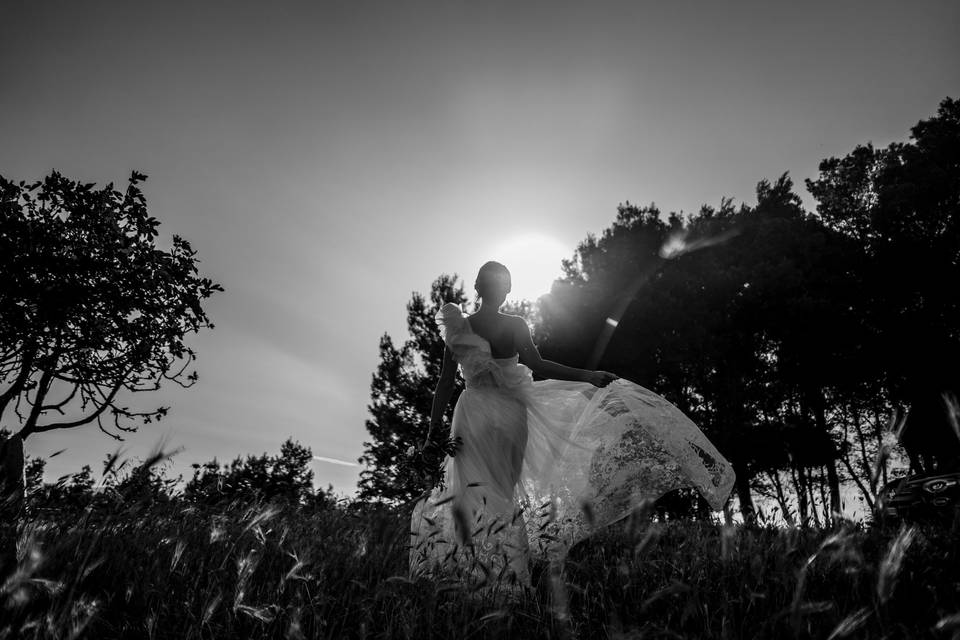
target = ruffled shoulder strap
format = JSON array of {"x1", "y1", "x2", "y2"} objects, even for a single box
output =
[{"x1": 435, "y1": 302, "x2": 467, "y2": 346}]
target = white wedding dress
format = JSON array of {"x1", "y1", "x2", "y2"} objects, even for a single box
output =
[{"x1": 409, "y1": 303, "x2": 735, "y2": 587}]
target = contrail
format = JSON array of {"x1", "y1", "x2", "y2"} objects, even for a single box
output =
[{"x1": 313, "y1": 455, "x2": 358, "y2": 467}]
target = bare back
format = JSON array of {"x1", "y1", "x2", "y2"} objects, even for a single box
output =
[{"x1": 465, "y1": 312, "x2": 521, "y2": 359}]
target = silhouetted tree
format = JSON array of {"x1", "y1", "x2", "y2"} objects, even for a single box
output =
[
  {"x1": 536, "y1": 178, "x2": 870, "y2": 523},
  {"x1": 807, "y1": 96, "x2": 960, "y2": 473},
  {"x1": 30, "y1": 464, "x2": 97, "y2": 512},
  {"x1": 184, "y1": 438, "x2": 318, "y2": 506},
  {"x1": 358, "y1": 275, "x2": 467, "y2": 504},
  {"x1": 99, "y1": 452, "x2": 180, "y2": 507},
  {"x1": 0, "y1": 171, "x2": 222, "y2": 515},
  {"x1": 722, "y1": 175, "x2": 871, "y2": 523}
]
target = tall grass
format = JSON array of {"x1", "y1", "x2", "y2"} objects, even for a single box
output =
[{"x1": 2, "y1": 499, "x2": 958, "y2": 639}]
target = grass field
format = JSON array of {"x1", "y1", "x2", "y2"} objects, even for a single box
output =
[{"x1": 1, "y1": 500, "x2": 959, "y2": 639}]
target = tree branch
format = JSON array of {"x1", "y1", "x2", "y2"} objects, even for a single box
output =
[
  {"x1": 161, "y1": 354, "x2": 195, "y2": 388},
  {"x1": 39, "y1": 381, "x2": 81, "y2": 415},
  {"x1": 840, "y1": 448, "x2": 875, "y2": 511},
  {"x1": 97, "y1": 413, "x2": 124, "y2": 441},
  {"x1": 22, "y1": 371, "x2": 127, "y2": 436},
  {"x1": 0, "y1": 342, "x2": 37, "y2": 420},
  {"x1": 0, "y1": 343, "x2": 22, "y2": 363}
]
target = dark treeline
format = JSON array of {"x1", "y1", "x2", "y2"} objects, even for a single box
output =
[
  {"x1": 360, "y1": 97, "x2": 960, "y2": 525},
  {"x1": 1, "y1": 429, "x2": 331, "y2": 515}
]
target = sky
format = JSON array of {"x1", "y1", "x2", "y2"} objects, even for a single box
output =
[{"x1": 1, "y1": 0, "x2": 958, "y2": 496}]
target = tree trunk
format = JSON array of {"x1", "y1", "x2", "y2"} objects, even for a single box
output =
[
  {"x1": 0, "y1": 433, "x2": 25, "y2": 518},
  {"x1": 768, "y1": 470, "x2": 796, "y2": 526},
  {"x1": 733, "y1": 463, "x2": 755, "y2": 524},
  {"x1": 809, "y1": 468, "x2": 824, "y2": 528},
  {"x1": 0, "y1": 433, "x2": 25, "y2": 579},
  {"x1": 824, "y1": 458, "x2": 841, "y2": 518},
  {"x1": 839, "y1": 448, "x2": 875, "y2": 511},
  {"x1": 811, "y1": 389, "x2": 843, "y2": 517},
  {"x1": 791, "y1": 464, "x2": 809, "y2": 526}
]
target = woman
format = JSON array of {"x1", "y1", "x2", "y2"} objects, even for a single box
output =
[{"x1": 410, "y1": 261, "x2": 735, "y2": 587}]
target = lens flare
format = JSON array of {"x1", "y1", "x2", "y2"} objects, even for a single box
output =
[
  {"x1": 659, "y1": 233, "x2": 688, "y2": 259},
  {"x1": 659, "y1": 228, "x2": 740, "y2": 260},
  {"x1": 586, "y1": 227, "x2": 740, "y2": 368}
]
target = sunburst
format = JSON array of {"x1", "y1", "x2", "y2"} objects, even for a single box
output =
[{"x1": 487, "y1": 234, "x2": 570, "y2": 302}]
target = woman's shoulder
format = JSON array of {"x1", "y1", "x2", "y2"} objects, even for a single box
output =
[
  {"x1": 499, "y1": 312, "x2": 530, "y2": 329},
  {"x1": 486, "y1": 309, "x2": 525, "y2": 321},
  {"x1": 435, "y1": 304, "x2": 467, "y2": 334}
]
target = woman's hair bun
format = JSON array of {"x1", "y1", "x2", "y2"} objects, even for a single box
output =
[{"x1": 475, "y1": 261, "x2": 511, "y2": 298}]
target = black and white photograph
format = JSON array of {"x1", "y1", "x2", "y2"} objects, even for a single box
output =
[{"x1": 1, "y1": 1, "x2": 959, "y2": 637}]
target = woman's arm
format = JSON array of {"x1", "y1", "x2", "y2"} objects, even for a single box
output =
[
  {"x1": 423, "y1": 345, "x2": 457, "y2": 448},
  {"x1": 513, "y1": 317, "x2": 617, "y2": 387}
]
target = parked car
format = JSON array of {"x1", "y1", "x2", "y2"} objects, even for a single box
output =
[{"x1": 876, "y1": 472, "x2": 960, "y2": 522}]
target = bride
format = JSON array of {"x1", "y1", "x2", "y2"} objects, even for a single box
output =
[{"x1": 409, "y1": 261, "x2": 735, "y2": 587}]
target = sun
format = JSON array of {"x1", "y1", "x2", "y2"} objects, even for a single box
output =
[{"x1": 487, "y1": 234, "x2": 571, "y2": 303}]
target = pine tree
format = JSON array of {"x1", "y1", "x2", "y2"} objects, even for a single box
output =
[{"x1": 358, "y1": 275, "x2": 467, "y2": 504}]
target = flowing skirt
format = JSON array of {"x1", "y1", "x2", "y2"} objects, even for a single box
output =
[{"x1": 409, "y1": 369, "x2": 735, "y2": 586}]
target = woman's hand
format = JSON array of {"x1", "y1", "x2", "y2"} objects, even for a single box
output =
[{"x1": 588, "y1": 370, "x2": 618, "y2": 388}]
